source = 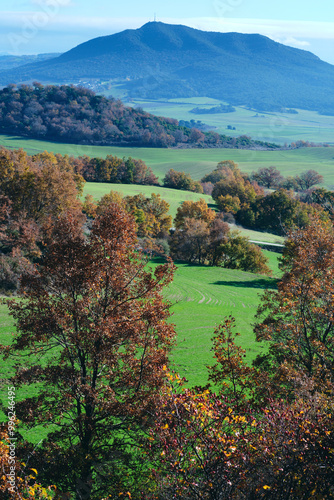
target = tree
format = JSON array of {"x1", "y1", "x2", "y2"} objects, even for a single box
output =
[
  {"x1": 218, "y1": 231, "x2": 271, "y2": 275},
  {"x1": 2, "y1": 203, "x2": 176, "y2": 499},
  {"x1": 170, "y1": 218, "x2": 210, "y2": 265},
  {"x1": 295, "y1": 169, "x2": 323, "y2": 190},
  {"x1": 201, "y1": 160, "x2": 240, "y2": 185},
  {"x1": 255, "y1": 217, "x2": 334, "y2": 394},
  {"x1": 163, "y1": 169, "x2": 203, "y2": 193},
  {"x1": 174, "y1": 198, "x2": 216, "y2": 229},
  {"x1": 251, "y1": 166, "x2": 284, "y2": 188}
]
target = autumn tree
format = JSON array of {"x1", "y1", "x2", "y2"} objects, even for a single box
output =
[
  {"x1": 170, "y1": 218, "x2": 211, "y2": 265},
  {"x1": 295, "y1": 169, "x2": 323, "y2": 190},
  {"x1": 251, "y1": 166, "x2": 284, "y2": 188},
  {"x1": 255, "y1": 216, "x2": 334, "y2": 395},
  {"x1": 201, "y1": 160, "x2": 241, "y2": 185},
  {"x1": 163, "y1": 169, "x2": 203, "y2": 193},
  {"x1": 1, "y1": 203, "x2": 176, "y2": 499},
  {"x1": 174, "y1": 198, "x2": 216, "y2": 229},
  {"x1": 124, "y1": 193, "x2": 172, "y2": 238}
]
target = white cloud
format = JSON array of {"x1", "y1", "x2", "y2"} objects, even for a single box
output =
[
  {"x1": 179, "y1": 17, "x2": 334, "y2": 41},
  {"x1": 273, "y1": 37, "x2": 310, "y2": 49},
  {"x1": 30, "y1": 0, "x2": 74, "y2": 6}
]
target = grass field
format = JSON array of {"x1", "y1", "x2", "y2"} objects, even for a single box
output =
[
  {"x1": 0, "y1": 252, "x2": 280, "y2": 400},
  {"x1": 1, "y1": 134, "x2": 334, "y2": 187},
  {"x1": 83, "y1": 182, "x2": 215, "y2": 220},
  {"x1": 123, "y1": 96, "x2": 334, "y2": 146},
  {"x1": 83, "y1": 182, "x2": 285, "y2": 244},
  {"x1": 159, "y1": 258, "x2": 278, "y2": 386}
]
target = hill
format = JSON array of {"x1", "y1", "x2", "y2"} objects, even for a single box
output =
[
  {"x1": 0, "y1": 53, "x2": 60, "y2": 72},
  {"x1": 0, "y1": 84, "x2": 278, "y2": 148},
  {"x1": 2, "y1": 22, "x2": 334, "y2": 113}
]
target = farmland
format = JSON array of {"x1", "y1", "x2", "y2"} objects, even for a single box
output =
[
  {"x1": 1, "y1": 133, "x2": 334, "y2": 187},
  {"x1": 122, "y1": 96, "x2": 334, "y2": 146}
]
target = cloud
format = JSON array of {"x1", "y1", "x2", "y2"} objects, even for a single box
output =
[
  {"x1": 273, "y1": 37, "x2": 310, "y2": 49},
  {"x1": 179, "y1": 17, "x2": 334, "y2": 41},
  {"x1": 30, "y1": 0, "x2": 74, "y2": 6}
]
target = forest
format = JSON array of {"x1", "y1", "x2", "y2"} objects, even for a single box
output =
[
  {"x1": 0, "y1": 143, "x2": 333, "y2": 499},
  {"x1": 0, "y1": 84, "x2": 280, "y2": 149}
]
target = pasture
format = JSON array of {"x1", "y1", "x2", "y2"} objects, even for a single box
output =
[
  {"x1": 83, "y1": 182, "x2": 285, "y2": 244},
  {"x1": 0, "y1": 252, "x2": 280, "y2": 400},
  {"x1": 1, "y1": 134, "x2": 334, "y2": 187},
  {"x1": 123, "y1": 95, "x2": 334, "y2": 146}
]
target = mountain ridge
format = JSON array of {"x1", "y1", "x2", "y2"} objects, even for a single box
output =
[{"x1": 1, "y1": 22, "x2": 334, "y2": 113}]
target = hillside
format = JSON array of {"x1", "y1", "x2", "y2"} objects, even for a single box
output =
[
  {"x1": 0, "y1": 84, "x2": 278, "y2": 148},
  {"x1": 0, "y1": 53, "x2": 60, "y2": 71},
  {"x1": 2, "y1": 22, "x2": 334, "y2": 113}
]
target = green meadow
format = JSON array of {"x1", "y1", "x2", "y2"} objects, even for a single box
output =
[
  {"x1": 0, "y1": 251, "x2": 279, "y2": 399},
  {"x1": 159, "y1": 256, "x2": 278, "y2": 386},
  {"x1": 83, "y1": 182, "x2": 285, "y2": 244},
  {"x1": 83, "y1": 182, "x2": 215, "y2": 220},
  {"x1": 1, "y1": 134, "x2": 334, "y2": 187},
  {"x1": 122, "y1": 95, "x2": 334, "y2": 146}
]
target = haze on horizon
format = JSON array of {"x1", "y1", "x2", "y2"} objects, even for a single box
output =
[{"x1": 1, "y1": 0, "x2": 334, "y2": 65}]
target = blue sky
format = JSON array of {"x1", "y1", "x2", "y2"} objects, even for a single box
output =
[{"x1": 2, "y1": 0, "x2": 334, "y2": 64}]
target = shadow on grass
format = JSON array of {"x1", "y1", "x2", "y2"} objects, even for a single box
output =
[{"x1": 211, "y1": 278, "x2": 278, "y2": 289}]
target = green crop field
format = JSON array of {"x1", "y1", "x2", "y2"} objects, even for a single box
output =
[
  {"x1": 122, "y1": 95, "x2": 334, "y2": 146},
  {"x1": 0, "y1": 252, "x2": 280, "y2": 396},
  {"x1": 154, "y1": 254, "x2": 279, "y2": 386},
  {"x1": 1, "y1": 134, "x2": 334, "y2": 187}
]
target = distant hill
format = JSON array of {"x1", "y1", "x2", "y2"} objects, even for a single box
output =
[
  {"x1": 0, "y1": 83, "x2": 278, "y2": 148},
  {"x1": 1, "y1": 22, "x2": 334, "y2": 113},
  {"x1": 0, "y1": 53, "x2": 60, "y2": 72}
]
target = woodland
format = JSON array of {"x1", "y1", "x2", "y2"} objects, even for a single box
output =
[
  {"x1": 0, "y1": 84, "x2": 279, "y2": 149},
  {"x1": 0, "y1": 140, "x2": 333, "y2": 499}
]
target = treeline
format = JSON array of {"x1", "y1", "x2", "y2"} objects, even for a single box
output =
[
  {"x1": 200, "y1": 161, "x2": 327, "y2": 235},
  {"x1": 0, "y1": 147, "x2": 273, "y2": 293},
  {"x1": 190, "y1": 103, "x2": 236, "y2": 114},
  {"x1": 0, "y1": 83, "x2": 279, "y2": 149}
]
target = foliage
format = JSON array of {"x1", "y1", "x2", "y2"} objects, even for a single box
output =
[
  {"x1": 1, "y1": 204, "x2": 176, "y2": 499},
  {"x1": 294, "y1": 169, "x2": 324, "y2": 190},
  {"x1": 218, "y1": 231, "x2": 272, "y2": 275},
  {"x1": 170, "y1": 203, "x2": 270, "y2": 274},
  {"x1": 0, "y1": 423, "x2": 55, "y2": 499},
  {"x1": 123, "y1": 193, "x2": 172, "y2": 238},
  {"x1": 77, "y1": 154, "x2": 159, "y2": 185},
  {"x1": 208, "y1": 161, "x2": 262, "y2": 214},
  {"x1": 237, "y1": 188, "x2": 323, "y2": 235},
  {"x1": 0, "y1": 148, "x2": 83, "y2": 221},
  {"x1": 254, "y1": 217, "x2": 334, "y2": 394},
  {"x1": 251, "y1": 166, "x2": 284, "y2": 188},
  {"x1": 163, "y1": 169, "x2": 203, "y2": 193},
  {"x1": 0, "y1": 147, "x2": 85, "y2": 292},
  {"x1": 0, "y1": 84, "x2": 276, "y2": 149},
  {"x1": 173, "y1": 198, "x2": 216, "y2": 229}
]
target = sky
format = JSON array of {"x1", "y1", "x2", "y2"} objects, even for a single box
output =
[{"x1": 1, "y1": 0, "x2": 334, "y2": 64}]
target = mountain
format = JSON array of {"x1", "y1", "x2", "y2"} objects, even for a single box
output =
[
  {"x1": 1, "y1": 22, "x2": 334, "y2": 113},
  {"x1": 0, "y1": 53, "x2": 61, "y2": 72}
]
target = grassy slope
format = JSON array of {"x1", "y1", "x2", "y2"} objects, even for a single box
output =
[
  {"x1": 83, "y1": 183, "x2": 215, "y2": 220},
  {"x1": 83, "y1": 182, "x2": 285, "y2": 244},
  {"x1": 0, "y1": 252, "x2": 280, "y2": 394},
  {"x1": 1, "y1": 134, "x2": 334, "y2": 187}
]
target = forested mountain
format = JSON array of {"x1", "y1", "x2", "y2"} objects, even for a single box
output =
[
  {"x1": 2, "y1": 22, "x2": 334, "y2": 113},
  {"x1": 0, "y1": 83, "x2": 278, "y2": 148}
]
